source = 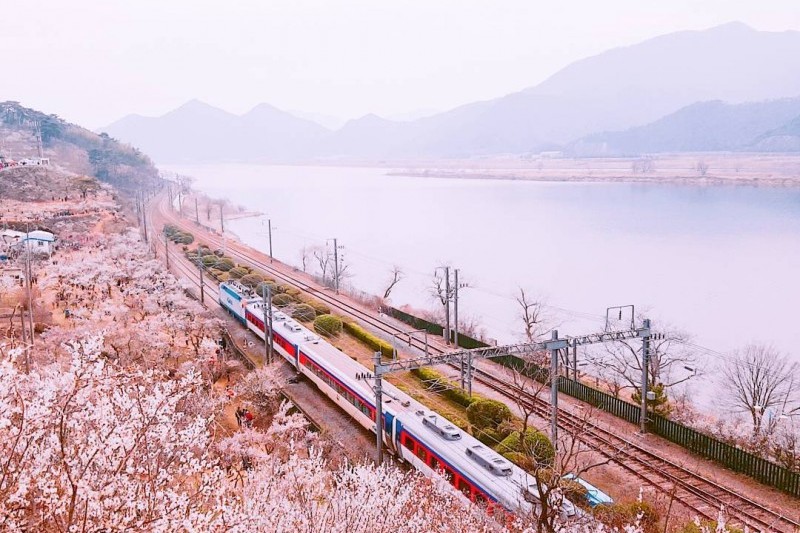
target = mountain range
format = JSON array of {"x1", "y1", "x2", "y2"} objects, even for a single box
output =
[
  {"x1": 573, "y1": 97, "x2": 800, "y2": 155},
  {"x1": 103, "y1": 22, "x2": 800, "y2": 162}
]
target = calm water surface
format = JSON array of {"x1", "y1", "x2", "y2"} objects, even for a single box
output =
[{"x1": 164, "y1": 164, "x2": 800, "y2": 401}]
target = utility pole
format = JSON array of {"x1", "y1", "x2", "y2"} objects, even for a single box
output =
[
  {"x1": 195, "y1": 197, "x2": 199, "y2": 223},
  {"x1": 453, "y1": 268, "x2": 459, "y2": 348},
  {"x1": 268, "y1": 218, "x2": 273, "y2": 263},
  {"x1": 572, "y1": 344, "x2": 578, "y2": 381},
  {"x1": 262, "y1": 285, "x2": 274, "y2": 364},
  {"x1": 550, "y1": 330, "x2": 559, "y2": 448},
  {"x1": 141, "y1": 192, "x2": 148, "y2": 244},
  {"x1": 165, "y1": 235, "x2": 170, "y2": 270},
  {"x1": 197, "y1": 258, "x2": 204, "y2": 305},
  {"x1": 24, "y1": 225, "x2": 34, "y2": 344},
  {"x1": 374, "y1": 351, "x2": 384, "y2": 464},
  {"x1": 219, "y1": 205, "x2": 224, "y2": 233},
  {"x1": 640, "y1": 318, "x2": 651, "y2": 434},
  {"x1": 18, "y1": 304, "x2": 26, "y2": 344},
  {"x1": 444, "y1": 266, "x2": 451, "y2": 345},
  {"x1": 332, "y1": 238, "x2": 340, "y2": 294}
]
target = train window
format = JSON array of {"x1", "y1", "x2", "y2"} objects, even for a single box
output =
[
  {"x1": 416, "y1": 446, "x2": 427, "y2": 462},
  {"x1": 402, "y1": 434, "x2": 413, "y2": 449},
  {"x1": 456, "y1": 477, "x2": 471, "y2": 497},
  {"x1": 474, "y1": 491, "x2": 487, "y2": 505},
  {"x1": 429, "y1": 456, "x2": 439, "y2": 470},
  {"x1": 442, "y1": 467, "x2": 453, "y2": 483}
]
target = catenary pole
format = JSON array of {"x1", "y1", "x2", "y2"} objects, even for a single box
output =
[
  {"x1": 640, "y1": 318, "x2": 651, "y2": 433},
  {"x1": 550, "y1": 329, "x2": 559, "y2": 449},
  {"x1": 262, "y1": 285, "x2": 274, "y2": 363},
  {"x1": 454, "y1": 268, "x2": 459, "y2": 348},
  {"x1": 268, "y1": 287, "x2": 274, "y2": 363},
  {"x1": 198, "y1": 258, "x2": 204, "y2": 305},
  {"x1": 333, "y1": 238, "x2": 339, "y2": 294},
  {"x1": 195, "y1": 196, "x2": 200, "y2": 223},
  {"x1": 25, "y1": 224, "x2": 35, "y2": 344},
  {"x1": 374, "y1": 351, "x2": 383, "y2": 464},
  {"x1": 268, "y1": 219, "x2": 273, "y2": 263},
  {"x1": 444, "y1": 266, "x2": 451, "y2": 345}
]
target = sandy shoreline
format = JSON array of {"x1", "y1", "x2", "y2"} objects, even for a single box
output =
[{"x1": 388, "y1": 168, "x2": 800, "y2": 187}]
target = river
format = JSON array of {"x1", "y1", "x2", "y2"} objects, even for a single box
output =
[{"x1": 163, "y1": 164, "x2": 800, "y2": 406}]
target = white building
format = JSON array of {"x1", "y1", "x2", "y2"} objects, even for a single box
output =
[{"x1": 23, "y1": 230, "x2": 56, "y2": 255}]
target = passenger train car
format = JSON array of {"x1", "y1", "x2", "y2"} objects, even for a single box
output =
[{"x1": 219, "y1": 281, "x2": 576, "y2": 520}]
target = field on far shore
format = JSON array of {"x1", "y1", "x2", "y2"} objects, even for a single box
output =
[{"x1": 376, "y1": 153, "x2": 800, "y2": 187}]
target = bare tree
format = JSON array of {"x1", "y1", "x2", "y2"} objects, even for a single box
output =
[
  {"x1": 504, "y1": 356, "x2": 549, "y2": 436},
  {"x1": 696, "y1": 159, "x2": 709, "y2": 177},
  {"x1": 311, "y1": 245, "x2": 330, "y2": 282},
  {"x1": 299, "y1": 246, "x2": 310, "y2": 272},
  {"x1": 587, "y1": 320, "x2": 699, "y2": 410},
  {"x1": 722, "y1": 344, "x2": 799, "y2": 435},
  {"x1": 311, "y1": 245, "x2": 351, "y2": 289},
  {"x1": 516, "y1": 288, "x2": 547, "y2": 342},
  {"x1": 429, "y1": 270, "x2": 451, "y2": 308},
  {"x1": 382, "y1": 265, "x2": 404, "y2": 300}
]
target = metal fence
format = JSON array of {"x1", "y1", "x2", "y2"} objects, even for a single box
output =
[{"x1": 384, "y1": 306, "x2": 800, "y2": 497}]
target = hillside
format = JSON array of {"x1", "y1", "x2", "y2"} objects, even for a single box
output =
[
  {"x1": 103, "y1": 100, "x2": 329, "y2": 163},
  {"x1": 572, "y1": 97, "x2": 800, "y2": 156},
  {"x1": 103, "y1": 23, "x2": 800, "y2": 162},
  {"x1": 1, "y1": 101, "x2": 160, "y2": 190}
]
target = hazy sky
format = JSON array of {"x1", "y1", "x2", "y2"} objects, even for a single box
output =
[{"x1": 3, "y1": 1, "x2": 800, "y2": 128}]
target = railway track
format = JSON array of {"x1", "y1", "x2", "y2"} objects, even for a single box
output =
[
  {"x1": 472, "y1": 367, "x2": 799, "y2": 532},
  {"x1": 150, "y1": 194, "x2": 799, "y2": 532}
]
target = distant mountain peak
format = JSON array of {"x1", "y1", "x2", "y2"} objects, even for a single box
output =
[{"x1": 710, "y1": 21, "x2": 755, "y2": 32}]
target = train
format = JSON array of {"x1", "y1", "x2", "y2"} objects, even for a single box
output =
[{"x1": 218, "y1": 280, "x2": 576, "y2": 521}]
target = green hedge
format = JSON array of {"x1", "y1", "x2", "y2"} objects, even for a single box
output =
[
  {"x1": 466, "y1": 398, "x2": 513, "y2": 431},
  {"x1": 496, "y1": 429, "x2": 554, "y2": 468},
  {"x1": 343, "y1": 321, "x2": 394, "y2": 358},
  {"x1": 292, "y1": 304, "x2": 316, "y2": 322},
  {"x1": 228, "y1": 266, "x2": 248, "y2": 280},
  {"x1": 240, "y1": 273, "x2": 265, "y2": 289},
  {"x1": 410, "y1": 367, "x2": 475, "y2": 408},
  {"x1": 272, "y1": 293, "x2": 296, "y2": 307},
  {"x1": 314, "y1": 314, "x2": 343, "y2": 337}
]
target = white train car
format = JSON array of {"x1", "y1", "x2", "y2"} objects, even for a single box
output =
[{"x1": 227, "y1": 282, "x2": 575, "y2": 520}]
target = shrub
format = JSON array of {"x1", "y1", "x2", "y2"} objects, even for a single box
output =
[
  {"x1": 343, "y1": 321, "x2": 394, "y2": 358},
  {"x1": 212, "y1": 257, "x2": 234, "y2": 271},
  {"x1": 255, "y1": 281, "x2": 278, "y2": 297},
  {"x1": 497, "y1": 429, "x2": 554, "y2": 468},
  {"x1": 202, "y1": 254, "x2": 220, "y2": 267},
  {"x1": 308, "y1": 300, "x2": 331, "y2": 316},
  {"x1": 314, "y1": 314, "x2": 343, "y2": 337},
  {"x1": 476, "y1": 427, "x2": 510, "y2": 448},
  {"x1": 272, "y1": 293, "x2": 296, "y2": 307},
  {"x1": 228, "y1": 266, "x2": 249, "y2": 280},
  {"x1": 594, "y1": 501, "x2": 660, "y2": 533},
  {"x1": 677, "y1": 521, "x2": 743, "y2": 533},
  {"x1": 173, "y1": 232, "x2": 194, "y2": 244},
  {"x1": 466, "y1": 399, "x2": 513, "y2": 431},
  {"x1": 285, "y1": 287, "x2": 302, "y2": 298},
  {"x1": 410, "y1": 367, "x2": 475, "y2": 408},
  {"x1": 240, "y1": 273, "x2": 265, "y2": 289},
  {"x1": 560, "y1": 478, "x2": 589, "y2": 509},
  {"x1": 292, "y1": 304, "x2": 316, "y2": 322},
  {"x1": 163, "y1": 224, "x2": 179, "y2": 237}
]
